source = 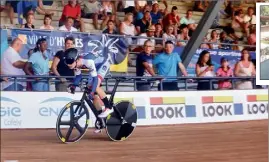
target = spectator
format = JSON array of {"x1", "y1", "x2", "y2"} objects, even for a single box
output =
[
  {"x1": 195, "y1": 50, "x2": 215, "y2": 90},
  {"x1": 137, "y1": 25, "x2": 156, "y2": 47},
  {"x1": 136, "y1": 40, "x2": 156, "y2": 91},
  {"x1": 98, "y1": 1, "x2": 116, "y2": 30},
  {"x1": 208, "y1": 30, "x2": 220, "y2": 49},
  {"x1": 119, "y1": 13, "x2": 137, "y2": 45},
  {"x1": 234, "y1": 49, "x2": 255, "y2": 89},
  {"x1": 154, "y1": 23, "x2": 163, "y2": 46},
  {"x1": 219, "y1": 31, "x2": 237, "y2": 50},
  {"x1": 103, "y1": 20, "x2": 117, "y2": 34},
  {"x1": 23, "y1": 13, "x2": 35, "y2": 29},
  {"x1": 153, "y1": 41, "x2": 188, "y2": 91},
  {"x1": 81, "y1": 0, "x2": 99, "y2": 19},
  {"x1": 123, "y1": 0, "x2": 136, "y2": 14},
  {"x1": 26, "y1": 49, "x2": 34, "y2": 91},
  {"x1": 59, "y1": 0, "x2": 85, "y2": 32},
  {"x1": 40, "y1": 14, "x2": 54, "y2": 30},
  {"x1": 232, "y1": 10, "x2": 249, "y2": 36},
  {"x1": 200, "y1": 37, "x2": 210, "y2": 49},
  {"x1": 1, "y1": 38, "x2": 26, "y2": 91},
  {"x1": 4, "y1": 0, "x2": 19, "y2": 24},
  {"x1": 162, "y1": 25, "x2": 176, "y2": 46},
  {"x1": 150, "y1": 3, "x2": 163, "y2": 25},
  {"x1": 224, "y1": 0, "x2": 242, "y2": 18},
  {"x1": 135, "y1": 11, "x2": 151, "y2": 35},
  {"x1": 247, "y1": 27, "x2": 256, "y2": 51},
  {"x1": 193, "y1": 0, "x2": 209, "y2": 12},
  {"x1": 176, "y1": 24, "x2": 190, "y2": 47},
  {"x1": 24, "y1": 38, "x2": 50, "y2": 91},
  {"x1": 216, "y1": 57, "x2": 233, "y2": 90},
  {"x1": 59, "y1": 17, "x2": 78, "y2": 32},
  {"x1": 180, "y1": 10, "x2": 196, "y2": 37},
  {"x1": 51, "y1": 37, "x2": 75, "y2": 91},
  {"x1": 162, "y1": 6, "x2": 180, "y2": 32},
  {"x1": 136, "y1": 4, "x2": 151, "y2": 21},
  {"x1": 37, "y1": 0, "x2": 54, "y2": 16},
  {"x1": 243, "y1": 7, "x2": 256, "y2": 36}
]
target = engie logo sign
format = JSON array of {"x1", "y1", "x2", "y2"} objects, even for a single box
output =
[
  {"x1": 202, "y1": 96, "x2": 243, "y2": 117},
  {"x1": 149, "y1": 97, "x2": 196, "y2": 119},
  {"x1": 246, "y1": 95, "x2": 268, "y2": 115},
  {"x1": 0, "y1": 97, "x2": 22, "y2": 127}
]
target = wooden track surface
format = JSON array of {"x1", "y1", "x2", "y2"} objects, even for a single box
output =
[{"x1": 1, "y1": 120, "x2": 268, "y2": 162}]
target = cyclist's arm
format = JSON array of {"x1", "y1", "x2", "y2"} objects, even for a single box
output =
[
  {"x1": 73, "y1": 69, "x2": 82, "y2": 86},
  {"x1": 84, "y1": 59, "x2": 98, "y2": 93}
]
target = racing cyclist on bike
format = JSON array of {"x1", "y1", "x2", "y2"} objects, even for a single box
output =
[{"x1": 64, "y1": 48, "x2": 114, "y2": 120}]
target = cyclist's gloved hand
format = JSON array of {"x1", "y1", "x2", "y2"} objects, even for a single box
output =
[{"x1": 67, "y1": 84, "x2": 76, "y2": 94}]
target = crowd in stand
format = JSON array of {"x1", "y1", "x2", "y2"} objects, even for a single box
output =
[{"x1": 0, "y1": 0, "x2": 259, "y2": 91}]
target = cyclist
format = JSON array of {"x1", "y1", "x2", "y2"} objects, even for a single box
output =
[{"x1": 63, "y1": 48, "x2": 114, "y2": 120}]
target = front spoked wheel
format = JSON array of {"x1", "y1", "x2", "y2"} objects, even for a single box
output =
[
  {"x1": 106, "y1": 101, "x2": 137, "y2": 141},
  {"x1": 56, "y1": 101, "x2": 90, "y2": 143}
]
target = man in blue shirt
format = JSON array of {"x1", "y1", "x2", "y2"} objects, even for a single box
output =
[
  {"x1": 153, "y1": 41, "x2": 188, "y2": 90},
  {"x1": 136, "y1": 40, "x2": 156, "y2": 91},
  {"x1": 25, "y1": 38, "x2": 50, "y2": 91}
]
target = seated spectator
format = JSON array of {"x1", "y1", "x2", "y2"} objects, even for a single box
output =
[
  {"x1": 1, "y1": 38, "x2": 26, "y2": 91},
  {"x1": 195, "y1": 50, "x2": 215, "y2": 90},
  {"x1": 136, "y1": 40, "x2": 156, "y2": 91},
  {"x1": 247, "y1": 27, "x2": 256, "y2": 51},
  {"x1": 150, "y1": 3, "x2": 163, "y2": 25},
  {"x1": 81, "y1": 0, "x2": 99, "y2": 20},
  {"x1": 216, "y1": 57, "x2": 233, "y2": 90},
  {"x1": 3, "y1": 0, "x2": 17, "y2": 24},
  {"x1": 224, "y1": 0, "x2": 242, "y2": 18},
  {"x1": 23, "y1": 13, "x2": 35, "y2": 29},
  {"x1": 24, "y1": 38, "x2": 50, "y2": 91},
  {"x1": 154, "y1": 23, "x2": 163, "y2": 46},
  {"x1": 137, "y1": 25, "x2": 156, "y2": 47},
  {"x1": 136, "y1": 4, "x2": 151, "y2": 21},
  {"x1": 232, "y1": 10, "x2": 248, "y2": 34},
  {"x1": 59, "y1": 17, "x2": 78, "y2": 32},
  {"x1": 135, "y1": 11, "x2": 151, "y2": 35},
  {"x1": 200, "y1": 37, "x2": 210, "y2": 49},
  {"x1": 180, "y1": 10, "x2": 196, "y2": 37},
  {"x1": 40, "y1": 14, "x2": 54, "y2": 30},
  {"x1": 243, "y1": 7, "x2": 256, "y2": 36},
  {"x1": 120, "y1": 13, "x2": 137, "y2": 45},
  {"x1": 162, "y1": 6, "x2": 180, "y2": 33},
  {"x1": 162, "y1": 25, "x2": 176, "y2": 46},
  {"x1": 219, "y1": 31, "x2": 237, "y2": 50},
  {"x1": 193, "y1": 0, "x2": 208, "y2": 12},
  {"x1": 59, "y1": 0, "x2": 85, "y2": 32},
  {"x1": 37, "y1": 0, "x2": 54, "y2": 16},
  {"x1": 234, "y1": 49, "x2": 256, "y2": 89},
  {"x1": 208, "y1": 30, "x2": 220, "y2": 49},
  {"x1": 103, "y1": 20, "x2": 117, "y2": 34},
  {"x1": 123, "y1": 0, "x2": 136, "y2": 14},
  {"x1": 176, "y1": 24, "x2": 190, "y2": 47},
  {"x1": 153, "y1": 41, "x2": 188, "y2": 91},
  {"x1": 51, "y1": 37, "x2": 75, "y2": 91},
  {"x1": 98, "y1": 1, "x2": 116, "y2": 30}
]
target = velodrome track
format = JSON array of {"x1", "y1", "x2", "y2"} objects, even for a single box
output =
[{"x1": 1, "y1": 120, "x2": 267, "y2": 162}]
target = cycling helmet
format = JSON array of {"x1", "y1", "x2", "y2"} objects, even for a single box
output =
[{"x1": 64, "y1": 48, "x2": 79, "y2": 65}]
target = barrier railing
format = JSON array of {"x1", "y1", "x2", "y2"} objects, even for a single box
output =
[{"x1": 0, "y1": 75, "x2": 258, "y2": 92}]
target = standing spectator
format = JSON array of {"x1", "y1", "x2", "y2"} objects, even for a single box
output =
[
  {"x1": 150, "y1": 3, "x2": 163, "y2": 25},
  {"x1": 136, "y1": 40, "x2": 156, "y2": 91},
  {"x1": 23, "y1": 13, "x2": 35, "y2": 29},
  {"x1": 59, "y1": 0, "x2": 85, "y2": 32},
  {"x1": 195, "y1": 50, "x2": 215, "y2": 90},
  {"x1": 103, "y1": 20, "x2": 117, "y2": 34},
  {"x1": 40, "y1": 14, "x2": 54, "y2": 30},
  {"x1": 234, "y1": 49, "x2": 255, "y2": 89},
  {"x1": 153, "y1": 41, "x2": 188, "y2": 91},
  {"x1": 137, "y1": 25, "x2": 156, "y2": 47},
  {"x1": 176, "y1": 24, "x2": 190, "y2": 47},
  {"x1": 24, "y1": 38, "x2": 50, "y2": 91},
  {"x1": 51, "y1": 37, "x2": 75, "y2": 91},
  {"x1": 162, "y1": 6, "x2": 180, "y2": 32},
  {"x1": 180, "y1": 10, "x2": 196, "y2": 37},
  {"x1": 119, "y1": 13, "x2": 137, "y2": 45},
  {"x1": 1, "y1": 38, "x2": 26, "y2": 91},
  {"x1": 216, "y1": 57, "x2": 233, "y2": 90},
  {"x1": 135, "y1": 11, "x2": 151, "y2": 34},
  {"x1": 208, "y1": 30, "x2": 220, "y2": 49},
  {"x1": 59, "y1": 17, "x2": 78, "y2": 32},
  {"x1": 162, "y1": 25, "x2": 176, "y2": 46},
  {"x1": 243, "y1": 7, "x2": 256, "y2": 36}
]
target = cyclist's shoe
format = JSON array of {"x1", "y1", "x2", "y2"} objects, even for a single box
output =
[
  {"x1": 98, "y1": 108, "x2": 114, "y2": 118},
  {"x1": 93, "y1": 128, "x2": 102, "y2": 134}
]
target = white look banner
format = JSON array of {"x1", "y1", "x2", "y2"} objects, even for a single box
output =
[{"x1": 0, "y1": 90, "x2": 268, "y2": 129}]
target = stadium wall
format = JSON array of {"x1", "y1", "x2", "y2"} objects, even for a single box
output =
[{"x1": 1, "y1": 90, "x2": 268, "y2": 129}]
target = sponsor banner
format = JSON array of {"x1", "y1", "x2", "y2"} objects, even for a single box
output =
[
  {"x1": 174, "y1": 47, "x2": 256, "y2": 76},
  {"x1": 11, "y1": 29, "x2": 128, "y2": 72},
  {"x1": 0, "y1": 90, "x2": 268, "y2": 129}
]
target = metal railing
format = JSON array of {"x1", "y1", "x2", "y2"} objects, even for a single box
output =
[{"x1": 0, "y1": 75, "x2": 259, "y2": 92}]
